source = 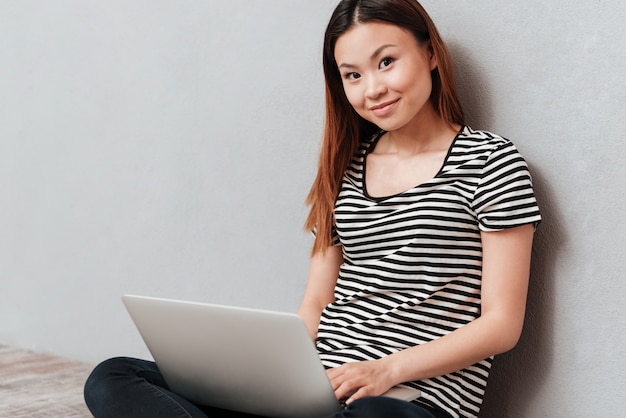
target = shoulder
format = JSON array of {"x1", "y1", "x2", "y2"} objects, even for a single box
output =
[
  {"x1": 456, "y1": 126, "x2": 515, "y2": 152},
  {"x1": 450, "y1": 126, "x2": 526, "y2": 165}
]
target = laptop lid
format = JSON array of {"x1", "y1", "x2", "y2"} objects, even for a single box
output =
[{"x1": 122, "y1": 294, "x2": 341, "y2": 418}]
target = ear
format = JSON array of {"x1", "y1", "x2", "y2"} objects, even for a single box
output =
[{"x1": 427, "y1": 42, "x2": 438, "y2": 71}]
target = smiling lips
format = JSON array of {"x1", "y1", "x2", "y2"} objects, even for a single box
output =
[{"x1": 369, "y1": 99, "x2": 399, "y2": 116}]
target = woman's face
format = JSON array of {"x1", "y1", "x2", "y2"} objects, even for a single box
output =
[{"x1": 334, "y1": 22, "x2": 437, "y2": 133}]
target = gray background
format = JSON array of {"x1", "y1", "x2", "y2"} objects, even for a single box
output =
[{"x1": 1, "y1": 1, "x2": 624, "y2": 416}]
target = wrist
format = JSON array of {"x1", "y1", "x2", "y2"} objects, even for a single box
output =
[{"x1": 380, "y1": 352, "x2": 405, "y2": 387}]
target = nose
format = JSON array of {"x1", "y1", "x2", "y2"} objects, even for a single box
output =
[{"x1": 365, "y1": 75, "x2": 387, "y2": 100}]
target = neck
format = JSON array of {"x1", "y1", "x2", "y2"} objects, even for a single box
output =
[{"x1": 382, "y1": 107, "x2": 460, "y2": 155}]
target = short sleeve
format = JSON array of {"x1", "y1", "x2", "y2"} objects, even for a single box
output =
[
  {"x1": 331, "y1": 224, "x2": 340, "y2": 246},
  {"x1": 473, "y1": 142, "x2": 542, "y2": 231},
  {"x1": 310, "y1": 224, "x2": 341, "y2": 246}
]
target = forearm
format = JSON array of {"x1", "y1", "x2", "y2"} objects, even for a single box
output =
[
  {"x1": 382, "y1": 312, "x2": 523, "y2": 386},
  {"x1": 377, "y1": 225, "x2": 535, "y2": 387}
]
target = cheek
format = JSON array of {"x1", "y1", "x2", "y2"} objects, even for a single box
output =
[
  {"x1": 342, "y1": 84, "x2": 363, "y2": 109},
  {"x1": 386, "y1": 70, "x2": 415, "y2": 92}
]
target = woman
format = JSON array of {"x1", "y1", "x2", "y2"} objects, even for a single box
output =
[
  {"x1": 84, "y1": 1, "x2": 541, "y2": 417},
  {"x1": 298, "y1": 0, "x2": 541, "y2": 416}
]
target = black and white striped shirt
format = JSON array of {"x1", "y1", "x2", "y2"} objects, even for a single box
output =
[{"x1": 316, "y1": 126, "x2": 541, "y2": 418}]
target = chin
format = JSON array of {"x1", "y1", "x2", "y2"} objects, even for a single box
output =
[{"x1": 370, "y1": 120, "x2": 406, "y2": 133}]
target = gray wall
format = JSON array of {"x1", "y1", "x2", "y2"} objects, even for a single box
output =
[{"x1": 1, "y1": 1, "x2": 624, "y2": 416}]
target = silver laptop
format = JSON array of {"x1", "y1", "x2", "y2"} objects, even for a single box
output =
[{"x1": 122, "y1": 294, "x2": 420, "y2": 418}]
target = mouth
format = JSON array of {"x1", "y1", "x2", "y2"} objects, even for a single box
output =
[{"x1": 369, "y1": 99, "x2": 399, "y2": 116}]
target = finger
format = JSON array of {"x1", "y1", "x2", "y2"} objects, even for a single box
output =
[
  {"x1": 327, "y1": 364, "x2": 350, "y2": 380},
  {"x1": 346, "y1": 386, "x2": 371, "y2": 404},
  {"x1": 328, "y1": 374, "x2": 343, "y2": 391},
  {"x1": 336, "y1": 384, "x2": 357, "y2": 403},
  {"x1": 326, "y1": 367, "x2": 342, "y2": 381},
  {"x1": 327, "y1": 366, "x2": 352, "y2": 391}
]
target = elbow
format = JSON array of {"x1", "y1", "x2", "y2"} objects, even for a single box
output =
[
  {"x1": 481, "y1": 313, "x2": 525, "y2": 355},
  {"x1": 496, "y1": 331, "x2": 521, "y2": 354},
  {"x1": 493, "y1": 321, "x2": 524, "y2": 355}
]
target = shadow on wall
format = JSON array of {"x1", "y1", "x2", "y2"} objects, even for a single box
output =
[
  {"x1": 481, "y1": 166, "x2": 562, "y2": 418},
  {"x1": 448, "y1": 43, "x2": 565, "y2": 418}
]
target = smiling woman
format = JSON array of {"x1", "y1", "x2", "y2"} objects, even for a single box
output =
[
  {"x1": 301, "y1": 0, "x2": 541, "y2": 417},
  {"x1": 82, "y1": 1, "x2": 541, "y2": 417}
]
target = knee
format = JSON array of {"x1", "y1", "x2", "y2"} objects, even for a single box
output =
[
  {"x1": 85, "y1": 357, "x2": 134, "y2": 388},
  {"x1": 83, "y1": 357, "x2": 135, "y2": 411}
]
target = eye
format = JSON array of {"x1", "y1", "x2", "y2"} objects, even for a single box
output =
[
  {"x1": 379, "y1": 57, "x2": 394, "y2": 69},
  {"x1": 343, "y1": 72, "x2": 361, "y2": 81}
]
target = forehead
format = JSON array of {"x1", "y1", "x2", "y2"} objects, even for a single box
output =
[{"x1": 334, "y1": 22, "x2": 418, "y2": 63}]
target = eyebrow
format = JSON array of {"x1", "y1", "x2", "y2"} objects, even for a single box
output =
[{"x1": 338, "y1": 44, "x2": 397, "y2": 69}]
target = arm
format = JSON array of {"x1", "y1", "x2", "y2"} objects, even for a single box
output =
[
  {"x1": 329, "y1": 223, "x2": 536, "y2": 403},
  {"x1": 297, "y1": 245, "x2": 343, "y2": 340}
]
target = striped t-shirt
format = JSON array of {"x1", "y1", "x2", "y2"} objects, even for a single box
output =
[{"x1": 316, "y1": 126, "x2": 541, "y2": 418}]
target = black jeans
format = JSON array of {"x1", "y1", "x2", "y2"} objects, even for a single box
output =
[{"x1": 84, "y1": 357, "x2": 450, "y2": 418}]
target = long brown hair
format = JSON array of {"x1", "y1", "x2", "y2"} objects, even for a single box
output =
[{"x1": 305, "y1": 0, "x2": 465, "y2": 255}]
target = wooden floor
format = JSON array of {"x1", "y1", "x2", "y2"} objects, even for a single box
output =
[{"x1": 0, "y1": 345, "x2": 94, "y2": 417}]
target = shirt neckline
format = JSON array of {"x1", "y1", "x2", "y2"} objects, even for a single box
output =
[{"x1": 361, "y1": 125, "x2": 466, "y2": 202}]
